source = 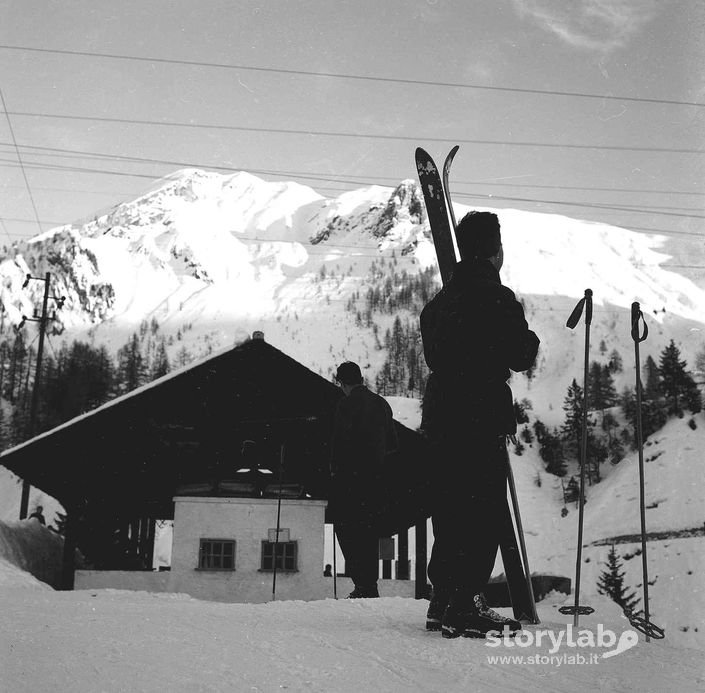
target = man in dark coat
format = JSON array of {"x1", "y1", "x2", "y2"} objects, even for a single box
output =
[
  {"x1": 331, "y1": 361, "x2": 398, "y2": 598},
  {"x1": 420, "y1": 211, "x2": 539, "y2": 638}
]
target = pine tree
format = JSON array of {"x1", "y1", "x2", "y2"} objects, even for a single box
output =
[
  {"x1": 150, "y1": 339, "x2": 170, "y2": 381},
  {"x1": 643, "y1": 355, "x2": 661, "y2": 401},
  {"x1": 596, "y1": 545, "x2": 641, "y2": 615},
  {"x1": 619, "y1": 386, "x2": 668, "y2": 447},
  {"x1": 561, "y1": 379, "x2": 585, "y2": 458},
  {"x1": 608, "y1": 349, "x2": 623, "y2": 374},
  {"x1": 607, "y1": 436, "x2": 626, "y2": 465},
  {"x1": 587, "y1": 362, "x2": 604, "y2": 409},
  {"x1": 588, "y1": 362, "x2": 617, "y2": 410},
  {"x1": 514, "y1": 399, "x2": 530, "y2": 424},
  {"x1": 534, "y1": 419, "x2": 567, "y2": 476},
  {"x1": 116, "y1": 333, "x2": 148, "y2": 394},
  {"x1": 695, "y1": 345, "x2": 705, "y2": 382},
  {"x1": 659, "y1": 340, "x2": 700, "y2": 414}
]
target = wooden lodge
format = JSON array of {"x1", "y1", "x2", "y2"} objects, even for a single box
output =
[{"x1": 0, "y1": 332, "x2": 433, "y2": 601}]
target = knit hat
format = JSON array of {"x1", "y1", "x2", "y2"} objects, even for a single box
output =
[{"x1": 455, "y1": 212, "x2": 501, "y2": 260}]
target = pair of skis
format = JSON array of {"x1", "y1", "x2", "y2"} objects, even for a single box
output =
[{"x1": 415, "y1": 146, "x2": 539, "y2": 624}]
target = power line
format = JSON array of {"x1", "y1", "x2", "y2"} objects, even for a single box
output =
[
  {"x1": 2, "y1": 161, "x2": 704, "y2": 239},
  {"x1": 0, "y1": 90, "x2": 43, "y2": 235},
  {"x1": 7, "y1": 110, "x2": 704, "y2": 155},
  {"x1": 450, "y1": 191, "x2": 705, "y2": 220},
  {"x1": 1, "y1": 44, "x2": 702, "y2": 109},
  {"x1": 3, "y1": 141, "x2": 705, "y2": 198},
  {"x1": 0, "y1": 215, "x2": 13, "y2": 244},
  {"x1": 2, "y1": 154, "x2": 704, "y2": 220}
]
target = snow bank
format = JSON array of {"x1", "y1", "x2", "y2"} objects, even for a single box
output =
[
  {"x1": 0, "y1": 519, "x2": 63, "y2": 589},
  {"x1": 0, "y1": 557, "x2": 51, "y2": 591}
]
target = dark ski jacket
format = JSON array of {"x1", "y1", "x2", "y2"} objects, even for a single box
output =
[
  {"x1": 329, "y1": 384, "x2": 398, "y2": 523},
  {"x1": 420, "y1": 258, "x2": 539, "y2": 436}
]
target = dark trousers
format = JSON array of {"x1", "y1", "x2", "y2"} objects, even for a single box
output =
[
  {"x1": 427, "y1": 434, "x2": 508, "y2": 598},
  {"x1": 335, "y1": 523, "x2": 379, "y2": 588}
]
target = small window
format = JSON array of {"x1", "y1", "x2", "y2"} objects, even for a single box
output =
[
  {"x1": 261, "y1": 540, "x2": 298, "y2": 572},
  {"x1": 198, "y1": 539, "x2": 236, "y2": 570}
]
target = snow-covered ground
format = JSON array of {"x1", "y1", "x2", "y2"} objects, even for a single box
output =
[
  {"x1": 1, "y1": 567, "x2": 703, "y2": 693},
  {"x1": 1, "y1": 414, "x2": 704, "y2": 690}
]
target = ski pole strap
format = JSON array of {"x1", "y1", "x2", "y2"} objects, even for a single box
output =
[
  {"x1": 558, "y1": 605, "x2": 595, "y2": 616},
  {"x1": 627, "y1": 613, "x2": 665, "y2": 639},
  {"x1": 630, "y1": 302, "x2": 648, "y2": 343},
  {"x1": 566, "y1": 289, "x2": 593, "y2": 329}
]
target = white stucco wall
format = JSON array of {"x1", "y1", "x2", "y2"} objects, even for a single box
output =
[
  {"x1": 169, "y1": 497, "x2": 328, "y2": 603},
  {"x1": 75, "y1": 570, "x2": 171, "y2": 592}
]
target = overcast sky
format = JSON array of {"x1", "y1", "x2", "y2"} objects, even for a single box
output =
[{"x1": 1, "y1": 0, "x2": 703, "y2": 281}]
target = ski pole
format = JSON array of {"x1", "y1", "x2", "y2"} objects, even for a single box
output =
[
  {"x1": 504, "y1": 437, "x2": 539, "y2": 623},
  {"x1": 560, "y1": 289, "x2": 595, "y2": 626},
  {"x1": 271, "y1": 443, "x2": 285, "y2": 601},
  {"x1": 629, "y1": 302, "x2": 665, "y2": 641}
]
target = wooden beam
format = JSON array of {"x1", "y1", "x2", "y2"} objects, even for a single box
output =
[
  {"x1": 397, "y1": 529, "x2": 409, "y2": 580},
  {"x1": 60, "y1": 506, "x2": 78, "y2": 590}
]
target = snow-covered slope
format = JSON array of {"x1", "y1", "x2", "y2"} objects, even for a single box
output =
[{"x1": 505, "y1": 415, "x2": 705, "y2": 650}]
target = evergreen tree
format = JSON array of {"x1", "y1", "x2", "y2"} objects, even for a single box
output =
[
  {"x1": 587, "y1": 362, "x2": 603, "y2": 409},
  {"x1": 534, "y1": 419, "x2": 567, "y2": 476},
  {"x1": 588, "y1": 362, "x2": 617, "y2": 410},
  {"x1": 619, "y1": 386, "x2": 668, "y2": 447},
  {"x1": 643, "y1": 355, "x2": 661, "y2": 401},
  {"x1": 514, "y1": 399, "x2": 530, "y2": 424},
  {"x1": 6, "y1": 333, "x2": 28, "y2": 403},
  {"x1": 520, "y1": 426, "x2": 534, "y2": 445},
  {"x1": 695, "y1": 345, "x2": 705, "y2": 381},
  {"x1": 173, "y1": 346, "x2": 193, "y2": 369},
  {"x1": 601, "y1": 410, "x2": 619, "y2": 442},
  {"x1": 608, "y1": 349, "x2": 623, "y2": 374},
  {"x1": 39, "y1": 341, "x2": 116, "y2": 432},
  {"x1": 116, "y1": 333, "x2": 148, "y2": 394},
  {"x1": 658, "y1": 340, "x2": 700, "y2": 414},
  {"x1": 684, "y1": 379, "x2": 703, "y2": 414},
  {"x1": 596, "y1": 545, "x2": 640, "y2": 615},
  {"x1": 608, "y1": 436, "x2": 626, "y2": 465},
  {"x1": 561, "y1": 379, "x2": 585, "y2": 458},
  {"x1": 150, "y1": 339, "x2": 171, "y2": 380}
]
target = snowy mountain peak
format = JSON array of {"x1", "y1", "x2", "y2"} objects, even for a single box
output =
[{"x1": 0, "y1": 167, "x2": 702, "y2": 367}]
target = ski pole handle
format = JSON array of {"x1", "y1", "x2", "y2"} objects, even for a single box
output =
[
  {"x1": 584, "y1": 289, "x2": 592, "y2": 326},
  {"x1": 631, "y1": 302, "x2": 648, "y2": 343},
  {"x1": 566, "y1": 289, "x2": 592, "y2": 329}
]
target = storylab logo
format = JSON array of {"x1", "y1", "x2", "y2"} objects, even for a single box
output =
[{"x1": 486, "y1": 624, "x2": 640, "y2": 665}]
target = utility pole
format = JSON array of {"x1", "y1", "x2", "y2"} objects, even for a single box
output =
[{"x1": 18, "y1": 272, "x2": 64, "y2": 519}]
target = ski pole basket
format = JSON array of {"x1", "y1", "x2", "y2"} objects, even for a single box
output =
[{"x1": 627, "y1": 612, "x2": 665, "y2": 640}]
